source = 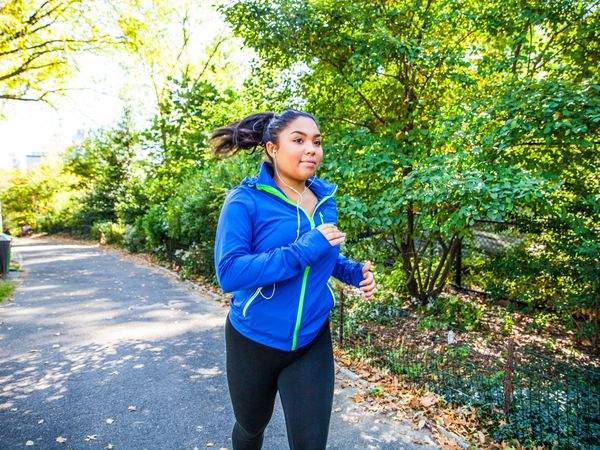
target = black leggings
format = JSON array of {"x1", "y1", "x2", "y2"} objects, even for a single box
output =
[{"x1": 225, "y1": 315, "x2": 334, "y2": 450}]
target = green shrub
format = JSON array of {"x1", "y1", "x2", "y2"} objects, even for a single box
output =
[
  {"x1": 91, "y1": 221, "x2": 126, "y2": 245},
  {"x1": 140, "y1": 204, "x2": 170, "y2": 255},
  {"x1": 417, "y1": 294, "x2": 484, "y2": 331},
  {"x1": 122, "y1": 219, "x2": 147, "y2": 253},
  {"x1": 0, "y1": 280, "x2": 16, "y2": 303}
]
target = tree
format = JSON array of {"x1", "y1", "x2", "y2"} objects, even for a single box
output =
[
  {"x1": 62, "y1": 111, "x2": 138, "y2": 231},
  {"x1": 0, "y1": 0, "x2": 111, "y2": 103},
  {"x1": 219, "y1": 0, "x2": 599, "y2": 304}
]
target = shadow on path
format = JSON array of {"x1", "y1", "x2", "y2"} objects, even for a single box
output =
[{"x1": 0, "y1": 237, "x2": 438, "y2": 449}]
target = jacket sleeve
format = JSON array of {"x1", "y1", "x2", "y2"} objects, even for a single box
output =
[
  {"x1": 214, "y1": 188, "x2": 332, "y2": 293},
  {"x1": 332, "y1": 254, "x2": 364, "y2": 288}
]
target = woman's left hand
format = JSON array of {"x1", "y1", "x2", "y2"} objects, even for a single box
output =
[{"x1": 359, "y1": 261, "x2": 375, "y2": 299}]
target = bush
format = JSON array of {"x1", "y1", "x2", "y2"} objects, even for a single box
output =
[
  {"x1": 418, "y1": 294, "x2": 484, "y2": 332},
  {"x1": 91, "y1": 221, "x2": 126, "y2": 245},
  {"x1": 140, "y1": 204, "x2": 170, "y2": 255},
  {"x1": 120, "y1": 219, "x2": 146, "y2": 252}
]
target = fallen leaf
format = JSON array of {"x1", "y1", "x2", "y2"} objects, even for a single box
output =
[
  {"x1": 26, "y1": 441, "x2": 34, "y2": 446},
  {"x1": 352, "y1": 393, "x2": 363, "y2": 403},
  {"x1": 409, "y1": 396, "x2": 420, "y2": 409},
  {"x1": 206, "y1": 443, "x2": 215, "y2": 447},
  {"x1": 128, "y1": 405, "x2": 137, "y2": 412},
  {"x1": 420, "y1": 394, "x2": 438, "y2": 407},
  {"x1": 477, "y1": 430, "x2": 485, "y2": 444},
  {"x1": 85, "y1": 435, "x2": 97, "y2": 441},
  {"x1": 37, "y1": 419, "x2": 44, "y2": 424},
  {"x1": 56, "y1": 436, "x2": 67, "y2": 443},
  {"x1": 105, "y1": 444, "x2": 114, "y2": 450},
  {"x1": 106, "y1": 418, "x2": 114, "y2": 424},
  {"x1": 334, "y1": 407, "x2": 342, "y2": 412},
  {"x1": 417, "y1": 418, "x2": 426, "y2": 429}
]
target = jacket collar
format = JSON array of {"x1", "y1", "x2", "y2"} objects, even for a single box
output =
[{"x1": 242, "y1": 161, "x2": 337, "y2": 200}]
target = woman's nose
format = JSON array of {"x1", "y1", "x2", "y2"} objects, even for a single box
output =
[{"x1": 305, "y1": 143, "x2": 317, "y2": 153}]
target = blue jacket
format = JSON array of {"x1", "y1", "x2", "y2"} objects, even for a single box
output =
[{"x1": 214, "y1": 162, "x2": 364, "y2": 351}]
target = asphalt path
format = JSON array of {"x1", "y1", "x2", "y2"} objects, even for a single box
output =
[{"x1": 0, "y1": 237, "x2": 438, "y2": 450}]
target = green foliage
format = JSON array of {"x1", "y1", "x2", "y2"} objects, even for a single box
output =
[
  {"x1": 0, "y1": 0, "x2": 108, "y2": 103},
  {"x1": 219, "y1": 0, "x2": 598, "y2": 307},
  {"x1": 63, "y1": 113, "x2": 138, "y2": 233},
  {"x1": 90, "y1": 221, "x2": 126, "y2": 245},
  {"x1": 139, "y1": 204, "x2": 169, "y2": 255},
  {"x1": 0, "y1": 279, "x2": 16, "y2": 303},
  {"x1": 0, "y1": 160, "x2": 82, "y2": 235},
  {"x1": 483, "y1": 235, "x2": 599, "y2": 347},
  {"x1": 140, "y1": 74, "x2": 243, "y2": 207},
  {"x1": 4, "y1": 0, "x2": 597, "y2": 353},
  {"x1": 166, "y1": 154, "x2": 260, "y2": 279},
  {"x1": 417, "y1": 294, "x2": 484, "y2": 332}
]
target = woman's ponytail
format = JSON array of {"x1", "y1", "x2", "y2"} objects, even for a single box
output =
[
  {"x1": 209, "y1": 112, "x2": 275, "y2": 156},
  {"x1": 209, "y1": 109, "x2": 318, "y2": 157}
]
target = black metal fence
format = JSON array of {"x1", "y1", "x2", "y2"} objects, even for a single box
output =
[{"x1": 332, "y1": 296, "x2": 600, "y2": 449}]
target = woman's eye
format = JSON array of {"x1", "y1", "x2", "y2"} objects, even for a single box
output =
[
  {"x1": 314, "y1": 141, "x2": 322, "y2": 146},
  {"x1": 294, "y1": 138, "x2": 304, "y2": 144}
]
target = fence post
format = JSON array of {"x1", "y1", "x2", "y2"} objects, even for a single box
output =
[
  {"x1": 503, "y1": 337, "x2": 515, "y2": 416},
  {"x1": 338, "y1": 288, "x2": 344, "y2": 346},
  {"x1": 454, "y1": 237, "x2": 463, "y2": 288}
]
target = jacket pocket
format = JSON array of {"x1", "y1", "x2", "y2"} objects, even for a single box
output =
[
  {"x1": 326, "y1": 283, "x2": 336, "y2": 308},
  {"x1": 243, "y1": 287, "x2": 262, "y2": 317}
]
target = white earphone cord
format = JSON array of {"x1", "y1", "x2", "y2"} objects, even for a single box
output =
[
  {"x1": 260, "y1": 150, "x2": 315, "y2": 300},
  {"x1": 273, "y1": 150, "x2": 315, "y2": 240}
]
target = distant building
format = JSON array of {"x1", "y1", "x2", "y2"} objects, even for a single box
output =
[
  {"x1": 25, "y1": 152, "x2": 47, "y2": 171},
  {"x1": 8, "y1": 152, "x2": 20, "y2": 170}
]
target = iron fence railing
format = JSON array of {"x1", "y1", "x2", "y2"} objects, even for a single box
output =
[{"x1": 331, "y1": 295, "x2": 600, "y2": 449}]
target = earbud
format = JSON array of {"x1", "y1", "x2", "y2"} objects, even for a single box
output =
[{"x1": 273, "y1": 149, "x2": 277, "y2": 157}]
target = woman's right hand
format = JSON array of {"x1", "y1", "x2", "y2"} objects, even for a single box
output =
[{"x1": 316, "y1": 223, "x2": 346, "y2": 247}]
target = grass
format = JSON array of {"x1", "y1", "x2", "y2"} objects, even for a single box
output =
[{"x1": 0, "y1": 278, "x2": 16, "y2": 303}]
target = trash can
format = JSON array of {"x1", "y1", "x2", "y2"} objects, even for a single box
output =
[{"x1": 0, "y1": 234, "x2": 11, "y2": 279}]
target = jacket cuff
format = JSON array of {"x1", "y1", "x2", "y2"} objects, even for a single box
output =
[{"x1": 294, "y1": 228, "x2": 331, "y2": 266}]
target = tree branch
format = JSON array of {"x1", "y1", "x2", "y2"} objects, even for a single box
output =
[{"x1": 326, "y1": 58, "x2": 386, "y2": 125}]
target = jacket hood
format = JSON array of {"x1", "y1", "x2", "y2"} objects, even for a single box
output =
[{"x1": 242, "y1": 161, "x2": 337, "y2": 200}]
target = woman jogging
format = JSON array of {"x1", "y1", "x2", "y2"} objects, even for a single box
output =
[{"x1": 210, "y1": 109, "x2": 375, "y2": 450}]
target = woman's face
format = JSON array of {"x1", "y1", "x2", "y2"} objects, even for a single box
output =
[{"x1": 270, "y1": 116, "x2": 323, "y2": 183}]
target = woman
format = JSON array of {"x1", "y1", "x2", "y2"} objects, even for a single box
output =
[{"x1": 211, "y1": 109, "x2": 375, "y2": 450}]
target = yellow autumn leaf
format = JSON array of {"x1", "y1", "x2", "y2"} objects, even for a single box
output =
[{"x1": 352, "y1": 392, "x2": 363, "y2": 403}]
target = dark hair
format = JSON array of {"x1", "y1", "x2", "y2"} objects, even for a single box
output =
[{"x1": 209, "y1": 109, "x2": 319, "y2": 157}]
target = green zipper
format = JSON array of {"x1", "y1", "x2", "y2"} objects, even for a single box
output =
[
  {"x1": 256, "y1": 183, "x2": 337, "y2": 350},
  {"x1": 243, "y1": 287, "x2": 262, "y2": 317},
  {"x1": 292, "y1": 267, "x2": 311, "y2": 349}
]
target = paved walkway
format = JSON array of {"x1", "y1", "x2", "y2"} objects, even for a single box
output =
[{"x1": 0, "y1": 236, "x2": 438, "y2": 449}]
